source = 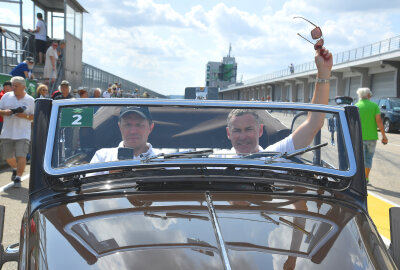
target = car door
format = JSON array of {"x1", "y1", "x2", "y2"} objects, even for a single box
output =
[{"x1": 379, "y1": 99, "x2": 388, "y2": 119}]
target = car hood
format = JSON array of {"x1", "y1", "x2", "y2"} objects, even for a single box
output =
[{"x1": 32, "y1": 192, "x2": 390, "y2": 270}]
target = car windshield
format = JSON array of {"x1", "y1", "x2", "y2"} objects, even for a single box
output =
[
  {"x1": 389, "y1": 99, "x2": 400, "y2": 110},
  {"x1": 49, "y1": 103, "x2": 350, "y2": 176}
]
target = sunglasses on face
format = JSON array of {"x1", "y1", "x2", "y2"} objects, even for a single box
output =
[{"x1": 293, "y1": 16, "x2": 323, "y2": 50}]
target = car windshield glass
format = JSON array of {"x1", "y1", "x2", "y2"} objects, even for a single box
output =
[
  {"x1": 389, "y1": 99, "x2": 400, "y2": 110},
  {"x1": 50, "y1": 105, "x2": 349, "y2": 173}
]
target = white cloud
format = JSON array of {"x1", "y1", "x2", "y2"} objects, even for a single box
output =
[{"x1": 78, "y1": 0, "x2": 400, "y2": 95}]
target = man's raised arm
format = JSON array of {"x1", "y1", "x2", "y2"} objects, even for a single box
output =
[{"x1": 292, "y1": 47, "x2": 333, "y2": 150}]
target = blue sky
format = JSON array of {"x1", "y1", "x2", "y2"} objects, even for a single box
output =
[{"x1": 3, "y1": 0, "x2": 400, "y2": 95}]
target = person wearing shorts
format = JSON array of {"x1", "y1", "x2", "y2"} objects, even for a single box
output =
[
  {"x1": 0, "y1": 77, "x2": 35, "y2": 187},
  {"x1": 29, "y1": 13, "x2": 47, "y2": 65},
  {"x1": 355, "y1": 88, "x2": 388, "y2": 184}
]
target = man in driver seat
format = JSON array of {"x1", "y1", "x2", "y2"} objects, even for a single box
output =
[
  {"x1": 226, "y1": 46, "x2": 332, "y2": 155},
  {"x1": 90, "y1": 106, "x2": 155, "y2": 166}
]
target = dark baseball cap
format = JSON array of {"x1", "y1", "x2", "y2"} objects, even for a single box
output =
[
  {"x1": 119, "y1": 106, "x2": 152, "y2": 121},
  {"x1": 26, "y1": 57, "x2": 34, "y2": 63}
]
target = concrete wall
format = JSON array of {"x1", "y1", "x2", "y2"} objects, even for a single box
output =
[{"x1": 64, "y1": 32, "x2": 82, "y2": 90}]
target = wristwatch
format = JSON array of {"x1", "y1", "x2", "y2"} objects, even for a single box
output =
[{"x1": 316, "y1": 77, "x2": 330, "y2": 84}]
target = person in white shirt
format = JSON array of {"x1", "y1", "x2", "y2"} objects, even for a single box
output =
[
  {"x1": 102, "y1": 87, "x2": 112, "y2": 98},
  {"x1": 28, "y1": 13, "x2": 47, "y2": 65},
  {"x1": 226, "y1": 46, "x2": 332, "y2": 156},
  {"x1": 0, "y1": 77, "x2": 35, "y2": 187},
  {"x1": 43, "y1": 41, "x2": 58, "y2": 85},
  {"x1": 89, "y1": 106, "x2": 155, "y2": 175}
]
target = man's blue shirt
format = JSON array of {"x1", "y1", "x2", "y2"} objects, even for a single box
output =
[{"x1": 10, "y1": 62, "x2": 30, "y2": 78}]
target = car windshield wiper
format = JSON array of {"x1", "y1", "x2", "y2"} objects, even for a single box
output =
[
  {"x1": 264, "y1": 142, "x2": 328, "y2": 164},
  {"x1": 142, "y1": 149, "x2": 213, "y2": 163}
]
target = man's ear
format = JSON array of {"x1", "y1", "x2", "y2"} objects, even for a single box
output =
[
  {"x1": 226, "y1": 126, "x2": 231, "y2": 140},
  {"x1": 258, "y1": 124, "x2": 264, "y2": 138},
  {"x1": 149, "y1": 122, "x2": 155, "y2": 133}
]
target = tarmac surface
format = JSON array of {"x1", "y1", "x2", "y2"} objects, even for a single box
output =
[{"x1": 0, "y1": 128, "x2": 399, "y2": 269}]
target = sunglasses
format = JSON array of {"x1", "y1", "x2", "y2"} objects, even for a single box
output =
[{"x1": 293, "y1": 16, "x2": 323, "y2": 50}]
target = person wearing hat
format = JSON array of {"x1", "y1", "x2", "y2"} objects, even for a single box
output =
[
  {"x1": 89, "y1": 106, "x2": 155, "y2": 174},
  {"x1": 10, "y1": 57, "x2": 35, "y2": 79},
  {"x1": 52, "y1": 80, "x2": 73, "y2": 100},
  {"x1": 78, "y1": 88, "x2": 89, "y2": 98}
]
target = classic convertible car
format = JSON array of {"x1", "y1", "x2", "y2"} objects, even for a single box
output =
[{"x1": 0, "y1": 98, "x2": 399, "y2": 269}]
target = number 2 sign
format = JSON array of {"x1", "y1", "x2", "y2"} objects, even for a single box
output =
[{"x1": 60, "y1": 108, "x2": 94, "y2": 127}]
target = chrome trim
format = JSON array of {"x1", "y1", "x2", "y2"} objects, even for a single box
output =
[
  {"x1": 51, "y1": 98, "x2": 345, "y2": 112},
  {"x1": 43, "y1": 100, "x2": 357, "y2": 179},
  {"x1": 205, "y1": 192, "x2": 232, "y2": 270}
]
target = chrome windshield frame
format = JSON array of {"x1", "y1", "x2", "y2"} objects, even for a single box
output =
[{"x1": 43, "y1": 98, "x2": 357, "y2": 178}]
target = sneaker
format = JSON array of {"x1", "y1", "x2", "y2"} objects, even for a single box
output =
[
  {"x1": 11, "y1": 169, "x2": 17, "y2": 181},
  {"x1": 366, "y1": 178, "x2": 370, "y2": 185},
  {"x1": 13, "y1": 176, "x2": 21, "y2": 188}
]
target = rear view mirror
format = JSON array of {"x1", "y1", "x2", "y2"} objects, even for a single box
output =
[
  {"x1": 381, "y1": 105, "x2": 387, "y2": 110},
  {"x1": 335, "y1": 96, "x2": 353, "y2": 105},
  {"x1": 118, "y1": 148, "x2": 134, "y2": 160}
]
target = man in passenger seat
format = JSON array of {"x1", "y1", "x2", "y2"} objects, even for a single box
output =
[{"x1": 226, "y1": 47, "x2": 332, "y2": 155}]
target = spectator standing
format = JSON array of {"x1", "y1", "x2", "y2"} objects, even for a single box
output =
[
  {"x1": 78, "y1": 88, "x2": 89, "y2": 98},
  {"x1": 0, "y1": 81, "x2": 13, "y2": 132},
  {"x1": 10, "y1": 57, "x2": 35, "y2": 79},
  {"x1": 93, "y1": 88, "x2": 101, "y2": 98},
  {"x1": 43, "y1": 41, "x2": 58, "y2": 85},
  {"x1": 28, "y1": 13, "x2": 47, "y2": 65},
  {"x1": 103, "y1": 87, "x2": 112, "y2": 98},
  {"x1": 355, "y1": 88, "x2": 388, "y2": 184},
  {"x1": 52, "y1": 80, "x2": 72, "y2": 100},
  {"x1": 289, "y1": 63, "x2": 294, "y2": 74},
  {"x1": 36, "y1": 84, "x2": 49, "y2": 98},
  {"x1": 0, "y1": 77, "x2": 35, "y2": 187}
]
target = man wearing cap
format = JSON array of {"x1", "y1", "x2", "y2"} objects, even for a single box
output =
[
  {"x1": 52, "y1": 80, "x2": 73, "y2": 100},
  {"x1": 89, "y1": 106, "x2": 155, "y2": 173},
  {"x1": 10, "y1": 57, "x2": 35, "y2": 79},
  {"x1": 0, "y1": 77, "x2": 35, "y2": 187}
]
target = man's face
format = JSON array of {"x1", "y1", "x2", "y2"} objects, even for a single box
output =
[
  {"x1": 93, "y1": 90, "x2": 101, "y2": 98},
  {"x1": 119, "y1": 113, "x2": 154, "y2": 151},
  {"x1": 3, "y1": 85, "x2": 12, "y2": 93},
  {"x1": 12, "y1": 82, "x2": 25, "y2": 96},
  {"x1": 61, "y1": 85, "x2": 69, "y2": 96},
  {"x1": 226, "y1": 113, "x2": 263, "y2": 154}
]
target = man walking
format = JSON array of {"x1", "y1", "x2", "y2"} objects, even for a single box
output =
[
  {"x1": 0, "y1": 77, "x2": 35, "y2": 187},
  {"x1": 355, "y1": 87, "x2": 388, "y2": 184},
  {"x1": 29, "y1": 13, "x2": 47, "y2": 65}
]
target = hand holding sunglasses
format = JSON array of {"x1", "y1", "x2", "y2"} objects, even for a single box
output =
[
  {"x1": 293, "y1": 16, "x2": 324, "y2": 50},
  {"x1": 294, "y1": 16, "x2": 332, "y2": 63}
]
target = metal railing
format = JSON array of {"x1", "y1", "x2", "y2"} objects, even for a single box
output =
[
  {"x1": 82, "y1": 63, "x2": 165, "y2": 98},
  {"x1": 241, "y1": 35, "x2": 400, "y2": 86}
]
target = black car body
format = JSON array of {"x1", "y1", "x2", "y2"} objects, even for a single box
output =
[
  {"x1": 0, "y1": 98, "x2": 399, "y2": 269},
  {"x1": 377, "y1": 97, "x2": 400, "y2": 132}
]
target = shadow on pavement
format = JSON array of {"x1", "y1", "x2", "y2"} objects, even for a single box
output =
[
  {"x1": 368, "y1": 185, "x2": 400, "y2": 202},
  {"x1": 1, "y1": 186, "x2": 29, "y2": 204}
]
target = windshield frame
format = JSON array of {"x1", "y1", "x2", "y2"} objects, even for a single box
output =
[{"x1": 43, "y1": 99, "x2": 357, "y2": 178}]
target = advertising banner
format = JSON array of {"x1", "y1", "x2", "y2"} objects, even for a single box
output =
[{"x1": 0, "y1": 73, "x2": 37, "y2": 97}]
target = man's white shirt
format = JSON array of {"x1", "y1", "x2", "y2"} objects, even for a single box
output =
[
  {"x1": 214, "y1": 134, "x2": 295, "y2": 158},
  {"x1": 102, "y1": 91, "x2": 111, "y2": 98},
  {"x1": 0, "y1": 92, "x2": 35, "y2": 140},
  {"x1": 88, "y1": 142, "x2": 155, "y2": 176}
]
